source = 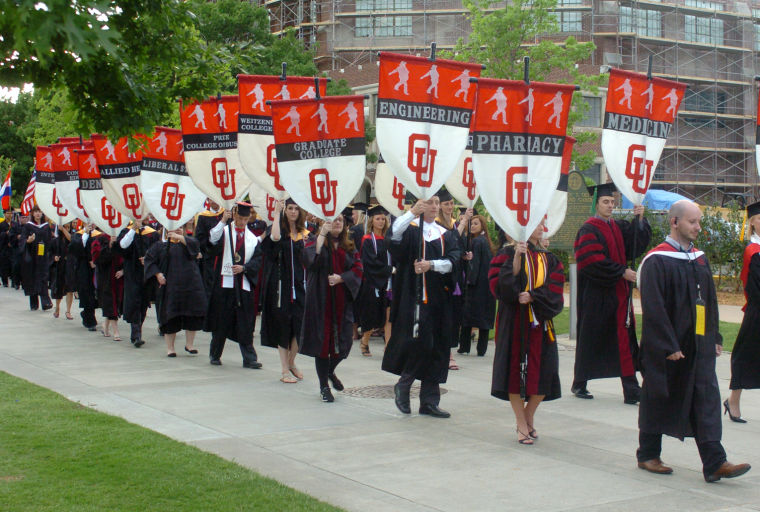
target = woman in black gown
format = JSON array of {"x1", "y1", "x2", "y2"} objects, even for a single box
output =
[
  {"x1": 21, "y1": 206, "x2": 53, "y2": 311},
  {"x1": 50, "y1": 221, "x2": 77, "y2": 319}
]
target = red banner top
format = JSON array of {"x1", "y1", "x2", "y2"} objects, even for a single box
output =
[
  {"x1": 605, "y1": 68, "x2": 686, "y2": 123},
  {"x1": 35, "y1": 146, "x2": 54, "y2": 173},
  {"x1": 57, "y1": 136, "x2": 81, "y2": 144},
  {"x1": 473, "y1": 78, "x2": 576, "y2": 137},
  {"x1": 238, "y1": 75, "x2": 328, "y2": 116},
  {"x1": 561, "y1": 135, "x2": 576, "y2": 176},
  {"x1": 145, "y1": 127, "x2": 183, "y2": 161},
  {"x1": 179, "y1": 95, "x2": 239, "y2": 136},
  {"x1": 270, "y1": 95, "x2": 366, "y2": 145},
  {"x1": 91, "y1": 134, "x2": 144, "y2": 167},
  {"x1": 76, "y1": 148, "x2": 101, "y2": 180},
  {"x1": 50, "y1": 142, "x2": 81, "y2": 174},
  {"x1": 378, "y1": 52, "x2": 482, "y2": 110}
]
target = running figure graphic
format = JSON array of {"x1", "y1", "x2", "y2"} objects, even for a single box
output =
[
  {"x1": 340, "y1": 102, "x2": 359, "y2": 131},
  {"x1": 153, "y1": 131, "x2": 168, "y2": 155},
  {"x1": 104, "y1": 140, "x2": 117, "y2": 161},
  {"x1": 247, "y1": 83, "x2": 265, "y2": 112},
  {"x1": 58, "y1": 146, "x2": 72, "y2": 166},
  {"x1": 389, "y1": 61, "x2": 410, "y2": 95},
  {"x1": 545, "y1": 91, "x2": 564, "y2": 129},
  {"x1": 176, "y1": 138, "x2": 184, "y2": 156},
  {"x1": 121, "y1": 140, "x2": 136, "y2": 159},
  {"x1": 421, "y1": 64, "x2": 439, "y2": 98},
  {"x1": 485, "y1": 87, "x2": 508, "y2": 125},
  {"x1": 312, "y1": 103, "x2": 329, "y2": 133},
  {"x1": 616, "y1": 78, "x2": 633, "y2": 109},
  {"x1": 662, "y1": 88, "x2": 679, "y2": 116},
  {"x1": 85, "y1": 154, "x2": 98, "y2": 173},
  {"x1": 189, "y1": 104, "x2": 207, "y2": 130},
  {"x1": 300, "y1": 86, "x2": 317, "y2": 99},
  {"x1": 41, "y1": 152, "x2": 53, "y2": 169},
  {"x1": 214, "y1": 102, "x2": 227, "y2": 130},
  {"x1": 641, "y1": 83, "x2": 654, "y2": 113},
  {"x1": 282, "y1": 106, "x2": 301, "y2": 136},
  {"x1": 451, "y1": 69, "x2": 472, "y2": 102},
  {"x1": 518, "y1": 88, "x2": 535, "y2": 126},
  {"x1": 275, "y1": 85, "x2": 290, "y2": 101}
]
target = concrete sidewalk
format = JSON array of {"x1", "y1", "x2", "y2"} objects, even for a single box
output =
[{"x1": 1, "y1": 285, "x2": 758, "y2": 511}]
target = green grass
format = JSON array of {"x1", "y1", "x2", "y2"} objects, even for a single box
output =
[
  {"x1": 0, "y1": 371, "x2": 343, "y2": 512},
  {"x1": 550, "y1": 309, "x2": 740, "y2": 352}
]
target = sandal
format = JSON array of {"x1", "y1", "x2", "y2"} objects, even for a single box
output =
[
  {"x1": 113, "y1": 335, "x2": 122, "y2": 342},
  {"x1": 53, "y1": 311, "x2": 60, "y2": 318},
  {"x1": 102, "y1": 330, "x2": 111, "y2": 338},
  {"x1": 361, "y1": 344, "x2": 372, "y2": 357},
  {"x1": 280, "y1": 372, "x2": 298, "y2": 384},
  {"x1": 527, "y1": 425, "x2": 538, "y2": 440},
  {"x1": 516, "y1": 428, "x2": 534, "y2": 445},
  {"x1": 449, "y1": 356, "x2": 459, "y2": 370},
  {"x1": 289, "y1": 366, "x2": 303, "y2": 380},
  {"x1": 65, "y1": 312, "x2": 73, "y2": 320}
]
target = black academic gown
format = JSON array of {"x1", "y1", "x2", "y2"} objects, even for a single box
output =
[
  {"x1": 21, "y1": 222, "x2": 52, "y2": 296},
  {"x1": 144, "y1": 237, "x2": 207, "y2": 329},
  {"x1": 462, "y1": 235, "x2": 496, "y2": 330},
  {"x1": 638, "y1": 242, "x2": 722, "y2": 442},
  {"x1": 438, "y1": 217, "x2": 464, "y2": 349},
  {"x1": 356, "y1": 233, "x2": 393, "y2": 331},
  {"x1": 203, "y1": 225, "x2": 263, "y2": 345},
  {"x1": 490, "y1": 245, "x2": 564, "y2": 401},
  {"x1": 68, "y1": 231, "x2": 97, "y2": 317},
  {"x1": 730, "y1": 247, "x2": 760, "y2": 390},
  {"x1": 0, "y1": 219, "x2": 10, "y2": 283},
  {"x1": 116, "y1": 227, "x2": 160, "y2": 325},
  {"x1": 573, "y1": 216, "x2": 650, "y2": 381},
  {"x1": 49, "y1": 231, "x2": 70, "y2": 300},
  {"x1": 349, "y1": 224, "x2": 364, "y2": 254},
  {"x1": 259, "y1": 230, "x2": 308, "y2": 348},
  {"x1": 382, "y1": 220, "x2": 462, "y2": 383},
  {"x1": 194, "y1": 210, "x2": 224, "y2": 300},
  {"x1": 300, "y1": 238, "x2": 362, "y2": 359},
  {"x1": 91, "y1": 234, "x2": 123, "y2": 319}
]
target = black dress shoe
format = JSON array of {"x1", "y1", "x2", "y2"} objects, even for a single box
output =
[
  {"x1": 243, "y1": 361, "x2": 263, "y2": 369},
  {"x1": 571, "y1": 387, "x2": 594, "y2": 399},
  {"x1": 419, "y1": 404, "x2": 451, "y2": 418},
  {"x1": 394, "y1": 383, "x2": 411, "y2": 414},
  {"x1": 209, "y1": 359, "x2": 222, "y2": 366},
  {"x1": 328, "y1": 373, "x2": 344, "y2": 391},
  {"x1": 132, "y1": 339, "x2": 145, "y2": 348},
  {"x1": 87, "y1": 326, "x2": 97, "y2": 332},
  {"x1": 624, "y1": 396, "x2": 640, "y2": 405},
  {"x1": 167, "y1": 352, "x2": 177, "y2": 358},
  {"x1": 184, "y1": 346, "x2": 198, "y2": 355},
  {"x1": 321, "y1": 387, "x2": 335, "y2": 402}
]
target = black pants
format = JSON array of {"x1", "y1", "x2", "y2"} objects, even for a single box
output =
[
  {"x1": 80, "y1": 307, "x2": 96, "y2": 329},
  {"x1": 572, "y1": 375, "x2": 640, "y2": 400},
  {"x1": 209, "y1": 331, "x2": 258, "y2": 366},
  {"x1": 315, "y1": 356, "x2": 342, "y2": 389},
  {"x1": 130, "y1": 309, "x2": 148, "y2": 342},
  {"x1": 29, "y1": 292, "x2": 52, "y2": 311},
  {"x1": 637, "y1": 431, "x2": 726, "y2": 477},
  {"x1": 397, "y1": 372, "x2": 440, "y2": 407},
  {"x1": 458, "y1": 326, "x2": 490, "y2": 356}
]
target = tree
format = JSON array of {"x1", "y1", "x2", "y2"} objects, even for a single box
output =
[
  {"x1": 0, "y1": 93, "x2": 35, "y2": 207},
  {"x1": 444, "y1": 0, "x2": 606, "y2": 171}
]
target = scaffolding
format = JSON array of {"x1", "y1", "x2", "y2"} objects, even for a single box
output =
[{"x1": 262, "y1": 0, "x2": 760, "y2": 203}]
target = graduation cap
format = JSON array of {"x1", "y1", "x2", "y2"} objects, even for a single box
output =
[
  {"x1": 747, "y1": 201, "x2": 760, "y2": 219},
  {"x1": 351, "y1": 202, "x2": 368, "y2": 212},
  {"x1": 586, "y1": 182, "x2": 617, "y2": 199},
  {"x1": 436, "y1": 187, "x2": 454, "y2": 203},
  {"x1": 341, "y1": 206, "x2": 353, "y2": 218},
  {"x1": 285, "y1": 197, "x2": 298, "y2": 207},
  {"x1": 235, "y1": 201, "x2": 252, "y2": 217},
  {"x1": 367, "y1": 204, "x2": 388, "y2": 217}
]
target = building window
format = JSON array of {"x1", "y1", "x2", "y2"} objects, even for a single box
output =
[
  {"x1": 553, "y1": 11, "x2": 582, "y2": 32},
  {"x1": 355, "y1": 0, "x2": 412, "y2": 37},
  {"x1": 558, "y1": 0, "x2": 583, "y2": 4},
  {"x1": 619, "y1": 7, "x2": 661, "y2": 37},
  {"x1": 755, "y1": 23, "x2": 760, "y2": 50},
  {"x1": 576, "y1": 96, "x2": 601, "y2": 127},
  {"x1": 684, "y1": 15, "x2": 724, "y2": 44},
  {"x1": 685, "y1": 0, "x2": 723, "y2": 10},
  {"x1": 683, "y1": 89, "x2": 726, "y2": 114}
]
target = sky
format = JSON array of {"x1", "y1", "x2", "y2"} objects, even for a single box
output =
[{"x1": 0, "y1": 84, "x2": 35, "y2": 103}]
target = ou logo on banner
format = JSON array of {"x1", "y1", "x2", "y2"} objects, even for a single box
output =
[
  {"x1": 52, "y1": 189, "x2": 68, "y2": 217},
  {"x1": 75, "y1": 189, "x2": 85, "y2": 211},
  {"x1": 625, "y1": 144, "x2": 654, "y2": 194},
  {"x1": 392, "y1": 177, "x2": 405, "y2": 211},
  {"x1": 266, "y1": 195, "x2": 276, "y2": 221},
  {"x1": 122, "y1": 183, "x2": 141, "y2": 218},
  {"x1": 309, "y1": 168, "x2": 338, "y2": 218},
  {"x1": 462, "y1": 157, "x2": 476, "y2": 201},
  {"x1": 211, "y1": 158, "x2": 237, "y2": 200},
  {"x1": 160, "y1": 182, "x2": 186, "y2": 221},
  {"x1": 101, "y1": 197, "x2": 122, "y2": 228},
  {"x1": 266, "y1": 145, "x2": 284, "y2": 192},
  {"x1": 505, "y1": 166, "x2": 532, "y2": 227},
  {"x1": 407, "y1": 134, "x2": 437, "y2": 187}
]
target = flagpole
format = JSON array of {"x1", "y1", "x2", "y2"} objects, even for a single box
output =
[{"x1": 519, "y1": 56, "x2": 531, "y2": 400}]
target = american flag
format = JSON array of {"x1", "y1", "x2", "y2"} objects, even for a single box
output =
[{"x1": 21, "y1": 170, "x2": 36, "y2": 215}]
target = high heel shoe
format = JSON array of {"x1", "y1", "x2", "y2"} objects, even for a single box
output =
[{"x1": 724, "y1": 399, "x2": 747, "y2": 423}]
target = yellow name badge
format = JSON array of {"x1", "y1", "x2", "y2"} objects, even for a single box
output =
[
  {"x1": 695, "y1": 302, "x2": 705, "y2": 336},
  {"x1": 37, "y1": 243, "x2": 45, "y2": 257}
]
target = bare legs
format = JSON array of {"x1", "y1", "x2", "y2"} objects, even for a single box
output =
[
  {"x1": 508, "y1": 394, "x2": 545, "y2": 444},
  {"x1": 65, "y1": 292, "x2": 73, "y2": 318},
  {"x1": 360, "y1": 331, "x2": 372, "y2": 356},
  {"x1": 279, "y1": 338, "x2": 301, "y2": 382},
  {"x1": 184, "y1": 330, "x2": 196, "y2": 351},
  {"x1": 728, "y1": 389, "x2": 742, "y2": 417},
  {"x1": 384, "y1": 307, "x2": 391, "y2": 347},
  {"x1": 165, "y1": 332, "x2": 177, "y2": 355}
]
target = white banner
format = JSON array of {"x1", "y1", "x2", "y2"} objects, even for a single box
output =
[
  {"x1": 34, "y1": 145, "x2": 76, "y2": 226},
  {"x1": 91, "y1": 134, "x2": 150, "y2": 221},
  {"x1": 373, "y1": 157, "x2": 407, "y2": 217},
  {"x1": 51, "y1": 140, "x2": 89, "y2": 222},
  {"x1": 76, "y1": 147, "x2": 129, "y2": 236}
]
